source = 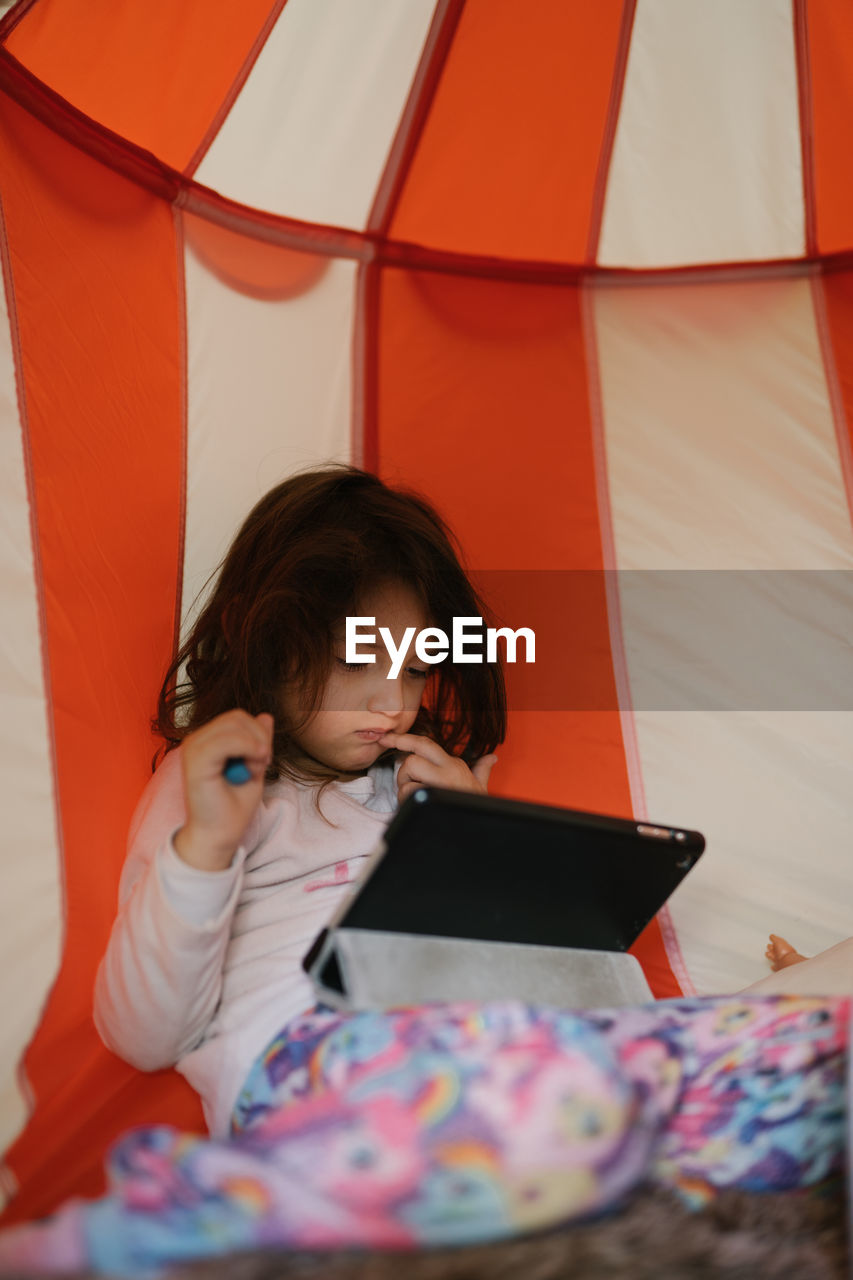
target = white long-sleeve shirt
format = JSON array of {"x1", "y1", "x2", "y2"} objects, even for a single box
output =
[{"x1": 94, "y1": 746, "x2": 399, "y2": 1136}]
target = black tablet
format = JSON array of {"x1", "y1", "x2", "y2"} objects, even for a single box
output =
[{"x1": 309, "y1": 786, "x2": 704, "y2": 959}]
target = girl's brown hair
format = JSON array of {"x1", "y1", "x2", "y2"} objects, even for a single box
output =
[{"x1": 155, "y1": 465, "x2": 506, "y2": 782}]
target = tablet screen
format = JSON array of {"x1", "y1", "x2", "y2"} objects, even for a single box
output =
[{"x1": 340, "y1": 788, "x2": 704, "y2": 952}]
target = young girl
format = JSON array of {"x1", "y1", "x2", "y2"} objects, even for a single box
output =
[
  {"x1": 94, "y1": 464, "x2": 505, "y2": 1137},
  {"x1": 0, "y1": 466, "x2": 848, "y2": 1276}
]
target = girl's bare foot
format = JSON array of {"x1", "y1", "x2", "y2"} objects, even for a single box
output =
[{"x1": 765, "y1": 933, "x2": 808, "y2": 970}]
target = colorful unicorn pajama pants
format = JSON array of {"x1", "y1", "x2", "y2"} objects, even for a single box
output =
[{"x1": 0, "y1": 994, "x2": 847, "y2": 1277}]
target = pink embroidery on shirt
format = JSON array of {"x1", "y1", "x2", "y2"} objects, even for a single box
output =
[{"x1": 305, "y1": 861, "x2": 350, "y2": 893}]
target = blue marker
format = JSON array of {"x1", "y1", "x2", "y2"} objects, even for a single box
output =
[{"x1": 223, "y1": 756, "x2": 252, "y2": 785}]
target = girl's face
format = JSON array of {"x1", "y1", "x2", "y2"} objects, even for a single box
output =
[{"x1": 282, "y1": 580, "x2": 433, "y2": 776}]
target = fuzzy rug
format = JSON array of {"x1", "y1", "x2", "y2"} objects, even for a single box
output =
[
  {"x1": 159, "y1": 1183, "x2": 847, "y2": 1280},
  {"x1": 2, "y1": 1183, "x2": 845, "y2": 1280}
]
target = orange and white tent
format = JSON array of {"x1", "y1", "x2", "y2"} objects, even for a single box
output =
[{"x1": 1, "y1": 0, "x2": 853, "y2": 1223}]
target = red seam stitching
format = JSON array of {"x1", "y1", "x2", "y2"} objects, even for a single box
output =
[
  {"x1": 793, "y1": 0, "x2": 818, "y2": 257},
  {"x1": 350, "y1": 261, "x2": 368, "y2": 470},
  {"x1": 376, "y1": 247, "x2": 825, "y2": 286},
  {"x1": 171, "y1": 206, "x2": 189, "y2": 667},
  {"x1": 367, "y1": 0, "x2": 466, "y2": 237},
  {"x1": 176, "y1": 186, "x2": 368, "y2": 258},
  {"x1": 810, "y1": 271, "x2": 853, "y2": 540},
  {"x1": 0, "y1": 48, "x2": 179, "y2": 197},
  {"x1": 0, "y1": 0, "x2": 40, "y2": 44},
  {"x1": 579, "y1": 282, "x2": 648, "y2": 821},
  {"x1": 358, "y1": 261, "x2": 381, "y2": 474},
  {"x1": 183, "y1": 0, "x2": 290, "y2": 178},
  {"x1": 359, "y1": 0, "x2": 465, "y2": 475},
  {"x1": 585, "y1": 0, "x2": 637, "y2": 265}
]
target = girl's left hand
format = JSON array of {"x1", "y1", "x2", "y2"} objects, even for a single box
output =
[{"x1": 378, "y1": 732, "x2": 498, "y2": 806}]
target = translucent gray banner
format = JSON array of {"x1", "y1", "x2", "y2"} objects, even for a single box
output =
[{"x1": 468, "y1": 570, "x2": 853, "y2": 711}]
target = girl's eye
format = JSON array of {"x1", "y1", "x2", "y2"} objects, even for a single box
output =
[
  {"x1": 336, "y1": 657, "x2": 371, "y2": 672},
  {"x1": 335, "y1": 657, "x2": 430, "y2": 678}
]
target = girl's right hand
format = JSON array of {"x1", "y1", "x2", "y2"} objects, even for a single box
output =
[{"x1": 173, "y1": 710, "x2": 274, "y2": 871}]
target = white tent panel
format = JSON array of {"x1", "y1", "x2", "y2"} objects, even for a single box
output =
[
  {"x1": 598, "y1": 0, "x2": 805, "y2": 268},
  {"x1": 590, "y1": 276, "x2": 853, "y2": 571},
  {"x1": 180, "y1": 227, "x2": 356, "y2": 633},
  {"x1": 0, "y1": 269, "x2": 61, "y2": 1178},
  {"x1": 193, "y1": 0, "x2": 438, "y2": 229},
  {"x1": 632, "y1": 711, "x2": 853, "y2": 995},
  {"x1": 589, "y1": 273, "x2": 853, "y2": 994}
]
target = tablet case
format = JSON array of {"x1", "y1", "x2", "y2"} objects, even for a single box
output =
[{"x1": 304, "y1": 786, "x2": 704, "y2": 1011}]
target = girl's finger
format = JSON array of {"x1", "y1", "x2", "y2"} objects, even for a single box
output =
[
  {"x1": 221, "y1": 718, "x2": 272, "y2": 757},
  {"x1": 379, "y1": 731, "x2": 447, "y2": 764},
  {"x1": 471, "y1": 754, "x2": 498, "y2": 788},
  {"x1": 196, "y1": 714, "x2": 271, "y2": 764},
  {"x1": 397, "y1": 754, "x2": 445, "y2": 789},
  {"x1": 397, "y1": 780, "x2": 423, "y2": 805}
]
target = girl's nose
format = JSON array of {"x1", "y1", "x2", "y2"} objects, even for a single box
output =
[{"x1": 366, "y1": 674, "x2": 405, "y2": 716}]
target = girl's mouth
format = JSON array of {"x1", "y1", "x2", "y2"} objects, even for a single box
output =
[{"x1": 355, "y1": 730, "x2": 387, "y2": 741}]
